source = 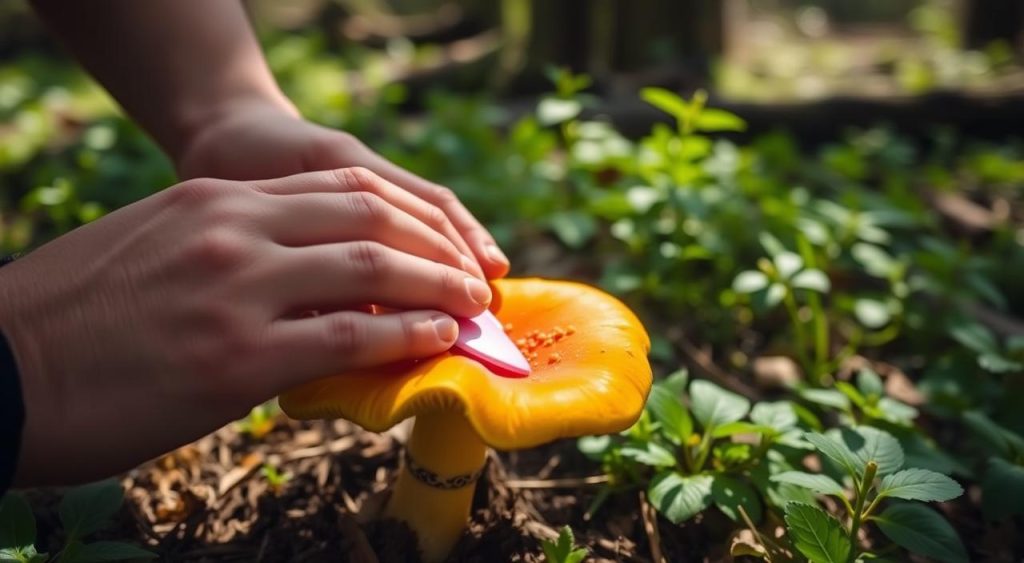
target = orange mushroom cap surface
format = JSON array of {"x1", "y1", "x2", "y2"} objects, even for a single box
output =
[{"x1": 280, "y1": 278, "x2": 653, "y2": 449}]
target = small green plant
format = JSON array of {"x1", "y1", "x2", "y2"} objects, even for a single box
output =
[
  {"x1": 0, "y1": 480, "x2": 155, "y2": 563},
  {"x1": 540, "y1": 526, "x2": 588, "y2": 563},
  {"x1": 259, "y1": 463, "x2": 292, "y2": 495},
  {"x1": 776, "y1": 426, "x2": 966, "y2": 563},
  {"x1": 580, "y1": 371, "x2": 815, "y2": 525},
  {"x1": 234, "y1": 400, "x2": 280, "y2": 439}
]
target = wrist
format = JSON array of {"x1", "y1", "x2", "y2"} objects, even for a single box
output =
[{"x1": 173, "y1": 91, "x2": 300, "y2": 169}]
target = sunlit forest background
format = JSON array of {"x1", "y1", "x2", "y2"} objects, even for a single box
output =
[{"x1": 2, "y1": 1, "x2": 1024, "y2": 561}]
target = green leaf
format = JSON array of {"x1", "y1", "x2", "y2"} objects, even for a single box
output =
[
  {"x1": 799, "y1": 388, "x2": 851, "y2": 410},
  {"x1": 805, "y1": 432, "x2": 861, "y2": 478},
  {"x1": 764, "y1": 283, "x2": 787, "y2": 308},
  {"x1": 547, "y1": 211, "x2": 596, "y2": 250},
  {"x1": 661, "y1": 369, "x2": 689, "y2": 396},
  {"x1": 949, "y1": 323, "x2": 997, "y2": 354},
  {"x1": 962, "y1": 411, "x2": 1024, "y2": 458},
  {"x1": 854, "y1": 299, "x2": 892, "y2": 329},
  {"x1": 541, "y1": 527, "x2": 587, "y2": 563},
  {"x1": 619, "y1": 442, "x2": 678, "y2": 468},
  {"x1": 711, "y1": 475, "x2": 762, "y2": 523},
  {"x1": 648, "y1": 472, "x2": 714, "y2": 524},
  {"x1": 874, "y1": 503, "x2": 968, "y2": 563},
  {"x1": 59, "y1": 480, "x2": 125, "y2": 540},
  {"x1": 750, "y1": 401, "x2": 798, "y2": 431},
  {"x1": 981, "y1": 457, "x2": 1024, "y2": 520},
  {"x1": 690, "y1": 380, "x2": 750, "y2": 430},
  {"x1": 733, "y1": 270, "x2": 770, "y2": 294},
  {"x1": 641, "y1": 87, "x2": 688, "y2": 121},
  {"x1": 773, "y1": 252, "x2": 804, "y2": 280},
  {"x1": 711, "y1": 421, "x2": 773, "y2": 439},
  {"x1": 978, "y1": 352, "x2": 1023, "y2": 373},
  {"x1": 878, "y1": 468, "x2": 963, "y2": 502},
  {"x1": 831, "y1": 426, "x2": 905, "y2": 476},
  {"x1": 695, "y1": 108, "x2": 746, "y2": 132},
  {"x1": 790, "y1": 269, "x2": 831, "y2": 293},
  {"x1": 59, "y1": 541, "x2": 156, "y2": 563},
  {"x1": 646, "y1": 385, "x2": 692, "y2": 444},
  {"x1": 537, "y1": 97, "x2": 582, "y2": 126},
  {"x1": 0, "y1": 494, "x2": 35, "y2": 551},
  {"x1": 771, "y1": 471, "x2": 845, "y2": 497},
  {"x1": 856, "y1": 368, "x2": 884, "y2": 399},
  {"x1": 577, "y1": 435, "x2": 612, "y2": 459},
  {"x1": 875, "y1": 398, "x2": 919, "y2": 424},
  {"x1": 783, "y1": 502, "x2": 852, "y2": 563}
]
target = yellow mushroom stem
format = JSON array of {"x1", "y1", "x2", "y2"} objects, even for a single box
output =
[{"x1": 384, "y1": 411, "x2": 487, "y2": 562}]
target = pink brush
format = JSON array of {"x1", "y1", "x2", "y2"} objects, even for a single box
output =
[{"x1": 450, "y1": 310, "x2": 531, "y2": 378}]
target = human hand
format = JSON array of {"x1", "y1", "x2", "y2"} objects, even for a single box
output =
[
  {"x1": 176, "y1": 99, "x2": 510, "y2": 279},
  {"x1": 0, "y1": 168, "x2": 492, "y2": 486}
]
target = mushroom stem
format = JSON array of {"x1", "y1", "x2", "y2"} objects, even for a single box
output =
[{"x1": 385, "y1": 411, "x2": 487, "y2": 562}]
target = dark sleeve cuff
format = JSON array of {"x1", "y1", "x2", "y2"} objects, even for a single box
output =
[{"x1": 0, "y1": 256, "x2": 25, "y2": 495}]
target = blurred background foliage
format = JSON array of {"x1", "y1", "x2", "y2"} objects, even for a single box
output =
[{"x1": 0, "y1": 0, "x2": 1023, "y2": 440}]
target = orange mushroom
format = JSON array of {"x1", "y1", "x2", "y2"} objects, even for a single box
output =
[{"x1": 280, "y1": 278, "x2": 652, "y2": 561}]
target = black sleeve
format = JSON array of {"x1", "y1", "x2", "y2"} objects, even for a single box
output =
[{"x1": 0, "y1": 255, "x2": 25, "y2": 496}]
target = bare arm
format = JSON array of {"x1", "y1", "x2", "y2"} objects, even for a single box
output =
[{"x1": 29, "y1": 0, "x2": 296, "y2": 162}]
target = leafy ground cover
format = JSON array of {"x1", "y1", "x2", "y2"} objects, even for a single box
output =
[{"x1": 2, "y1": 40, "x2": 1024, "y2": 562}]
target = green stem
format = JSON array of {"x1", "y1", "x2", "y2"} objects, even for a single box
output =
[
  {"x1": 782, "y1": 290, "x2": 813, "y2": 381},
  {"x1": 861, "y1": 494, "x2": 885, "y2": 520},
  {"x1": 847, "y1": 461, "x2": 878, "y2": 563},
  {"x1": 693, "y1": 430, "x2": 714, "y2": 472}
]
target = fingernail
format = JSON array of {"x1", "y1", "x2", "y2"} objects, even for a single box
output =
[
  {"x1": 485, "y1": 243, "x2": 509, "y2": 266},
  {"x1": 432, "y1": 315, "x2": 458, "y2": 343},
  {"x1": 461, "y1": 254, "x2": 486, "y2": 279},
  {"x1": 464, "y1": 277, "x2": 492, "y2": 306}
]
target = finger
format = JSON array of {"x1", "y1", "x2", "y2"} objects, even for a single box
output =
[
  {"x1": 262, "y1": 191, "x2": 470, "y2": 273},
  {"x1": 349, "y1": 152, "x2": 511, "y2": 279},
  {"x1": 264, "y1": 241, "x2": 492, "y2": 318},
  {"x1": 264, "y1": 310, "x2": 458, "y2": 391},
  {"x1": 251, "y1": 168, "x2": 485, "y2": 279}
]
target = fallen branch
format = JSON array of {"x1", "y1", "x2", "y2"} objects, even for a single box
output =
[
  {"x1": 638, "y1": 491, "x2": 667, "y2": 563},
  {"x1": 504, "y1": 474, "x2": 610, "y2": 489}
]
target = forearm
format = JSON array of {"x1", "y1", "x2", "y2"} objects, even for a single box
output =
[{"x1": 29, "y1": 0, "x2": 297, "y2": 163}]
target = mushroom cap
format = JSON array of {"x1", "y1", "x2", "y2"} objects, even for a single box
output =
[{"x1": 279, "y1": 278, "x2": 652, "y2": 449}]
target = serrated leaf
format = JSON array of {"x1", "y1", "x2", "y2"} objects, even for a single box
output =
[
  {"x1": 771, "y1": 471, "x2": 845, "y2": 496},
  {"x1": 981, "y1": 457, "x2": 1024, "y2": 520},
  {"x1": 59, "y1": 480, "x2": 125, "y2": 540},
  {"x1": 0, "y1": 494, "x2": 35, "y2": 552},
  {"x1": 856, "y1": 368, "x2": 884, "y2": 399},
  {"x1": 695, "y1": 108, "x2": 746, "y2": 132},
  {"x1": 733, "y1": 270, "x2": 770, "y2": 294},
  {"x1": 648, "y1": 472, "x2": 714, "y2": 524},
  {"x1": 791, "y1": 269, "x2": 831, "y2": 293},
  {"x1": 711, "y1": 475, "x2": 762, "y2": 523},
  {"x1": 874, "y1": 503, "x2": 967, "y2": 563},
  {"x1": 831, "y1": 426, "x2": 905, "y2": 476},
  {"x1": 750, "y1": 401, "x2": 798, "y2": 431},
  {"x1": 541, "y1": 526, "x2": 587, "y2": 563},
  {"x1": 805, "y1": 432, "x2": 862, "y2": 478},
  {"x1": 784, "y1": 502, "x2": 852, "y2": 563},
  {"x1": 646, "y1": 385, "x2": 692, "y2": 444},
  {"x1": 690, "y1": 380, "x2": 750, "y2": 430},
  {"x1": 878, "y1": 468, "x2": 963, "y2": 502}
]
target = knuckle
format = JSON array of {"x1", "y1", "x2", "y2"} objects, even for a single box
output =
[
  {"x1": 349, "y1": 191, "x2": 388, "y2": 223},
  {"x1": 431, "y1": 186, "x2": 460, "y2": 208},
  {"x1": 424, "y1": 204, "x2": 450, "y2": 231},
  {"x1": 439, "y1": 265, "x2": 462, "y2": 295},
  {"x1": 325, "y1": 314, "x2": 363, "y2": 352},
  {"x1": 188, "y1": 228, "x2": 249, "y2": 270},
  {"x1": 333, "y1": 166, "x2": 379, "y2": 192},
  {"x1": 166, "y1": 178, "x2": 228, "y2": 208},
  {"x1": 349, "y1": 241, "x2": 390, "y2": 280}
]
